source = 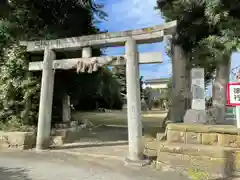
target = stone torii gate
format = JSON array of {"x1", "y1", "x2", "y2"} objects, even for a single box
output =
[{"x1": 20, "y1": 20, "x2": 176, "y2": 163}]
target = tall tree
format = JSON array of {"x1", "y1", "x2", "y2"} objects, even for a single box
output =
[
  {"x1": 0, "y1": 0, "x2": 122, "y2": 128},
  {"x1": 156, "y1": 0, "x2": 240, "y2": 123},
  {"x1": 203, "y1": 0, "x2": 240, "y2": 123},
  {"x1": 156, "y1": 0, "x2": 218, "y2": 122}
]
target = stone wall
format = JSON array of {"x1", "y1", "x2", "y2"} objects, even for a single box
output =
[
  {"x1": 165, "y1": 123, "x2": 240, "y2": 147},
  {"x1": 0, "y1": 131, "x2": 36, "y2": 150},
  {"x1": 0, "y1": 128, "x2": 87, "y2": 149},
  {"x1": 51, "y1": 127, "x2": 88, "y2": 146}
]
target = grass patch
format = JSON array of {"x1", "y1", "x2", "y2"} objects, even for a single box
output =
[{"x1": 188, "y1": 166, "x2": 210, "y2": 180}]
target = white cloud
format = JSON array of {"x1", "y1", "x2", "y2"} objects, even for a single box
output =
[
  {"x1": 107, "y1": 0, "x2": 164, "y2": 30},
  {"x1": 101, "y1": 0, "x2": 164, "y2": 31},
  {"x1": 140, "y1": 63, "x2": 172, "y2": 79},
  {"x1": 97, "y1": 0, "x2": 169, "y2": 79}
]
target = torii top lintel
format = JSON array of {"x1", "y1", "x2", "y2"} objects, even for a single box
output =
[{"x1": 20, "y1": 21, "x2": 176, "y2": 52}]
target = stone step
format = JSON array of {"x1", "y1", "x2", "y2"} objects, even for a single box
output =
[
  {"x1": 156, "y1": 150, "x2": 240, "y2": 179},
  {"x1": 144, "y1": 141, "x2": 158, "y2": 157},
  {"x1": 158, "y1": 142, "x2": 240, "y2": 159},
  {"x1": 156, "y1": 142, "x2": 240, "y2": 179}
]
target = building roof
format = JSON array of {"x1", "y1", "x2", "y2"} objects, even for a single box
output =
[{"x1": 144, "y1": 78, "x2": 169, "y2": 84}]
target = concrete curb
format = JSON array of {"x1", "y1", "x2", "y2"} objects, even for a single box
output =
[{"x1": 54, "y1": 150, "x2": 124, "y2": 161}]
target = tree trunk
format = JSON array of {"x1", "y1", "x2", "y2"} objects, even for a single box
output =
[
  {"x1": 170, "y1": 37, "x2": 189, "y2": 122},
  {"x1": 212, "y1": 58, "x2": 231, "y2": 124}
]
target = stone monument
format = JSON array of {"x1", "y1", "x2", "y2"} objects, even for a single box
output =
[{"x1": 184, "y1": 68, "x2": 206, "y2": 124}]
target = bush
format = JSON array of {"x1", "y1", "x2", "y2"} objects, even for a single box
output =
[{"x1": 0, "y1": 44, "x2": 40, "y2": 126}]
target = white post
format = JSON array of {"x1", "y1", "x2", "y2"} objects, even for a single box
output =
[
  {"x1": 62, "y1": 94, "x2": 71, "y2": 122},
  {"x1": 236, "y1": 73, "x2": 240, "y2": 128},
  {"x1": 236, "y1": 105, "x2": 240, "y2": 128},
  {"x1": 36, "y1": 48, "x2": 55, "y2": 150},
  {"x1": 125, "y1": 38, "x2": 144, "y2": 161}
]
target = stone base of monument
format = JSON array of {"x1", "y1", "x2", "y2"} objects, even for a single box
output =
[
  {"x1": 124, "y1": 157, "x2": 151, "y2": 167},
  {"x1": 184, "y1": 109, "x2": 207, "y2": 124}
]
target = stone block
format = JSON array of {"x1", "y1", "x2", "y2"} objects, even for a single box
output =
[
  {"x1": 167, "y1": 123, "x2": 210, "y2": 133},
  {"x1": 0, "y1": 135, "x2": 10, "y2": 148},
  {"x1": 218, "y1": 134, "x2": 240, "y2": 147},
  {"x1": 185, "y1": 132, "x2": 202, "y2": 144},
  {"x1": 51, "y1": 127, "x2": 88, "y2": 145},
  {"x1": 167, "y1": 123, "x2": 187, "y2": 131},
  {"x1": 201, "y1": 133, "x2": 218, "y2": 145},
  {"x1": 167, "y1": 130, "x2": 185, "y2": 143},
  {"x1": 51, "y1": 136, "x2": 64, "y2": 146},
  {"x1": 0, "y1": 132, "x2": 36, "y2": 150},
  {"x1": 184, "y1": 109, "x2": 207, "y2": 124}
]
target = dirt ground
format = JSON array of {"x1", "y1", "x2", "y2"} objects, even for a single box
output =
[
  {"x1": 53, "y1": 110, "x2": 240, "y2": 179},
  {"x1": 72, "y1": 109, "x2": 167, "y2": 140},
  {"x1": 50, "y1": 110, "x2": 167, "y2": 165}
]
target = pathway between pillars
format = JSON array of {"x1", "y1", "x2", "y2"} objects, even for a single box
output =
[{"x1": 0, "y1": 151, "x2": 190, "y2": 180}]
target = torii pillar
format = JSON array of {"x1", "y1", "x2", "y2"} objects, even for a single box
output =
[
  {"x1": 36, "y1": 48, "x2": 55, "y2": 150},
  {"x1": 125, "y1": 38, "x2": 146, "y2": 164}
]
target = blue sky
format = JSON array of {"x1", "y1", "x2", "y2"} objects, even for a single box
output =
[{"x1": 95, "y1": 0, "x2": 240, "y2": 81}]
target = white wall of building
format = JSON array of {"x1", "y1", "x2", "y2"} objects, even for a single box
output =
[{"x1": 143, "y1": 83, "x2": 168, "y2": 89}]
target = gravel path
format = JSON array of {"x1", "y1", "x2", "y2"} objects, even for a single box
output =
[{"x1": 0, "y1": 151, "x2": 190, "y2": 180}]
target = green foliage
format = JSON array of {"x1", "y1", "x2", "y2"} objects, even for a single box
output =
[
  {"x1": 0, "y1": 0, "x2": 121, "y2": 128},
  {"x1": 0, "y1": 44, "x2": 40, "y2": 125},
  {"x1": 0, "y1": 0, "x2": 106, "y2": 40},
  {"x1": 68, "y1": 67, "x2": 123, "y2": 111},
  {"x1": 0, "y1": 119, "x2": 36, "y2": 132},
  {"x1": 188, "y1": 166, "x2": 209, "y2": 180},
  {"x1": 156, "y1": 0, "x2": 240, "y2": 86}
]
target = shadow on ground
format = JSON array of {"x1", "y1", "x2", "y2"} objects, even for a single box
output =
[
  {"x1": 51, "y1": 125, "x2": 165, "y2": 151},
  {"x1": 0, "y1": 167, "x2": 31, "y2": 180},
  {"x1": 51, "y1": 110, "x2": 166, "y2": 160}
]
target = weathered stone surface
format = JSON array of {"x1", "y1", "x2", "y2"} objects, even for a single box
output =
[
  {"x1": 191, "y1": 68, "x2": 205, "y2": 110},
  {"x1": 158, "y1": 143, "x2": 226, "y2": 158},
  {"x1": 165, "y1": 123, "x2": 240, "y2": 147},
  {"x1": 218, "y1": 134, "x2": 240, "y2": 147},
  {"x1": 0, "y1": 132, "x2": 36, "y2": 150},
  {"x1": 29, "y1": 52, "x2": 164, "y2": 71},
  {"x1": 183, "y1": 109, "x2": 207, "y2": 124},
  {"x1": 167, "y1": 130, "x2": 185, "y2": 143},
  {"x1": 51, "y1": 136, "x2": 64, "y2": 146},
  {"x1": 185, "y1": 132, "x2": 202, "y2": 144},
  {"x1": 50, "y1": 127, "x2": 87, "y2": 145},
  {"x1": 167, "y1": 123, "x2": 239, "y2": 134},
  {"x1": 202, "y1": 133, "x2": 218, "y2": 145},
  {"x1": 20, "y1": 21, "x2": 177, "y2": 52}
]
